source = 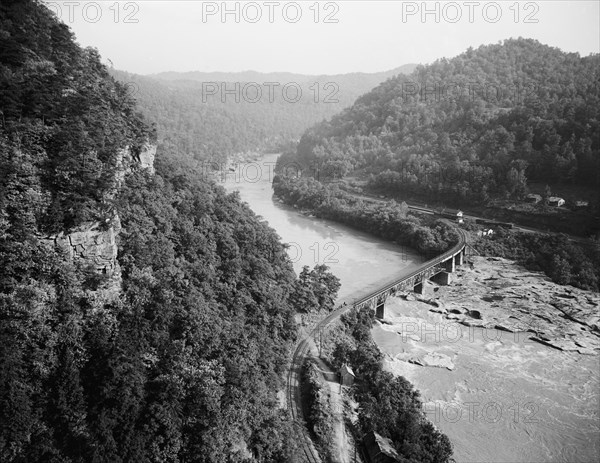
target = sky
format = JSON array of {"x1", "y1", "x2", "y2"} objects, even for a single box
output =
[{"x1": 43, "y1": 1, "x2": 600, "y2": 75}]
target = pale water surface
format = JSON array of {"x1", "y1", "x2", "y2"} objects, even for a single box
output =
[
  {"x1": 222, "y1": 154, "x2": 600, "y2": 463},
  {"x1": 221, "y1": 154, "x2": 422, "y2": 301}
]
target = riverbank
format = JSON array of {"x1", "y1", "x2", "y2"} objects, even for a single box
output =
[
  {"x1": 225, "y1": 156, "x2": 599, "y2": 462},
  {"x1": 373, "y1": 256, "x2": 600, "y2": 463},
  {"x1": 406, "y1": 256, "x2": 600, "y2": 354}
]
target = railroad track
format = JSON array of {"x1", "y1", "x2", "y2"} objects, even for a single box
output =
[{"x1": 287, "y1": 227, "x2": 468, "y2": 462}]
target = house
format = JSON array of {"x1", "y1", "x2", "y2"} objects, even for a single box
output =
[
  {"x1": 525, "y1": 193, "x2": 542, "y2": 204},
  {"x1": 547, "y1": 197, "x2": 565, "y2": 207},
  {"x1": 476, "y1": 228, "x2": 494, "y2": 237},
  {"x1": 339, "y1": 364, "x2": 355, "y2": 386},
  {"x1": 364, "y1": 431, "x2": 401, "y2": 463}
]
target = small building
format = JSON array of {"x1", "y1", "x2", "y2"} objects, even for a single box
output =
[
  {"x1": 525, "y1": 193, "x2": 542, "y2": 204},
  {"x1": 437, "y1": 208, "x2": 464, "y2": 223},
  {"x1": 364, "y1": 431, "x2": 401, "y2": 463},
  {"x1": 547, "y1": 196, "x2": 565, "y2": 207},
  {"x1": 339, "y1": 364, "x2": 355, "y2": 386},
  {"x1": 476, "y1": 228, "x2": 494, "y2": 237}
]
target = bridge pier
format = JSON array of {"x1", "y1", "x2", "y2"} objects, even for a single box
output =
[
  {"x1": 445, "y1": 256, "x2": 455, "y2": 273},
  {"x1": 455, "y1": 249, "x2": 464, "y2": 267},
  {"x1": 414, "y1": 281, "x2": 424, "y2": 294},
  {"x1": 431, "y1": 271, "x2": 451, "y2": 286},
  {"x1": 375, "y1": 300, "x2": 385, "y2": 319}
]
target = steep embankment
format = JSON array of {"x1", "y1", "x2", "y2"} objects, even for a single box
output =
[{"x1": 1, "y1": 2, "x2": 335, "y2": 461}]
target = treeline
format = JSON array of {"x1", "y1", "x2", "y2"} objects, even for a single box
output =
[
  {"x1": 109, "y1": 65, "x2": 416, "y2": 165},
  {"x1": 0, "y1": 1, "x2": 341, "y2": 461},
  {"x1": 474, "y1": 227, "x2": 600, "y2": 291},
  {"x1": 0, "y1": 1, "x2": 152, "y2": 232},
  {"x1": 330, "y1": 307, "x2": 453, "y2": 462},
  {"x1": 272, "y1": 176, "x2": 459, "y2": 257},
  {"x1": 285, "y1": 38, "x2": 599, "y2": 208},
  {"x1": 290, "y1": 264, "x2": 341, "y2": 314},
  {"x1": 301, "y1": 360, "x2": 335, "y2": 461}
]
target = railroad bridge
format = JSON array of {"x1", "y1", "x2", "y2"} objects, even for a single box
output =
[
  {"x1": 353, "y1": 229, "x2": 468, "y2": 318},
  {"x1": 288, "y1": 227, "x2": 469, "y2": 463}
]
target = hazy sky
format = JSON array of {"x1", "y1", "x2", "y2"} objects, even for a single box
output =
[{"x1": 43, "y1": 1, "x2": 600, "y2": 75}]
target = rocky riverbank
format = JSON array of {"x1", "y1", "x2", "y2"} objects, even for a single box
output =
[
  {"x1": 411, "y1": 256, "x2": 600, "y2": 355},
  {"x1": 372, "y1": 255, "x2": 600, "y2": 463}
]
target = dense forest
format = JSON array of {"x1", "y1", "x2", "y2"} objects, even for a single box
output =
[
  {"x1": 0, "y1": 1, "x2": 341, "y2": 461},
  {"x1": 272, "y1": 175, "x2": 460, "y2": 258},
  {"x1": 473, "y1": 227, "x2": 600, "y2": 291},
  {"x1": 109, "y1": 65, "x2": 416, "y2": 165},
  {"x1": 327, "y1": 307, "x2": 453, "y2": 462},
  {"x1": 280, "y1": 39, "x2": 599, "y2": 209}
]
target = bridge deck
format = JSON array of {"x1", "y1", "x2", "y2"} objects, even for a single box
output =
[{"x1": 353, "y1": 228, "x2": 468, "y2": 310}]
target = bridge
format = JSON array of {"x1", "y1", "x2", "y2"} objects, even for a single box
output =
[
  {"x1": 353, "y1": 227, "x2": 468, "y2": 318},
  {"x1": 287, "y1": 225, "x2": 469, "y2": 462}
]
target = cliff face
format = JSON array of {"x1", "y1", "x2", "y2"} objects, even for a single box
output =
[
  {"x1": 116, "y1": 142, "x2": 157, "y2": 181},
  {"x1": 42, "y1": 142, "x2": 157, "y2": 301}
]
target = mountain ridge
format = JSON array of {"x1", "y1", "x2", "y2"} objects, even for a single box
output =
[
  {"x1": 148, "y1": 64, "x2": 418, "y2": 82},
  {"x1": 109, "y1": 63, "x2": 418, "y2": 162},
  {"x1": 279, "y1": 38, "x2": 599, "y2": 208}
]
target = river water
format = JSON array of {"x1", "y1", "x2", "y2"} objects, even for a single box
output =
[
  {"x1": 373, "y1": 301, "x2": 599, "y2": 463},
  {"x1": 220, "y1": 154, "x2": 423, "y2": 301},
  {"x1": 222, "y1": 154, "x2": 600, "y2": 463}
]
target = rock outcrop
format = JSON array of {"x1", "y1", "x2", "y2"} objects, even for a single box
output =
[
  {"x1": 42, "y1": 140, "x2": 156, "y2": 302},
  {"x1": 54, "y1": 221, "x2": 119, "y2": 274},
  {"x1": 137, "y1": 142, "x2": 156, "y2": 172},
  {"x1": 428, "y1": 256, "x2": 600, "y2": 354},
  {"x1": 112, "y1": 141, "x2": 157, "y2": 197}
]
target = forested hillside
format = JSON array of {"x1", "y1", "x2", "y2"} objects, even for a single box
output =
[
  {"x1": 272, "y1": 176, "x2": 459, "y2": 258},
  {"x1": 0, "y1": 1, "x2": 339, "y2": 461},
  {"x1": 110, "y1": 64, "x2": 416, "y2": 164},
  {"x1": 282, "y1": 39, "x2": 599, "y2": 208}
]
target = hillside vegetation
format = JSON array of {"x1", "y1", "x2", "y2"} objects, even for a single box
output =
[
  {"x1": 0, "y1": 2, "x2": 341, "y2": 461},
  {"x1": 110, "y1": 65, "x2": 416, "y2": 165},
  {"x1": 279, "y1": 39, "x2": 599, "y2": 209},
  {"x1": 272, "y1": 176, "x2": 459, "y2": 258},
  {"x1": 329, "y1": 307, "x2": 453, "y2": 462}
]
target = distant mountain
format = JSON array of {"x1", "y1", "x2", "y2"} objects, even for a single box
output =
[
  {"x1": 110, "y1": 64, "x2": 417, "y2": 163},
  {"x1": 149, "y1": 64, "x2": 417, "y2": 84},
  {"x1": 280, "y1": 38, "x2": 599, "y2": 208}
]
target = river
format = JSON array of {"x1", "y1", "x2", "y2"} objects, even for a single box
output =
[
  {"x1": 221, "y1": 153, "x2": 423, "y2": 301},
  {"x1": 373, "y1": 300, "x2": 599, "y2": 463},
  {"x1": 222, "y1": 154, "x2": 599, "y2": 463}
]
